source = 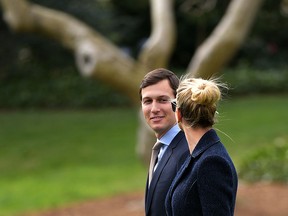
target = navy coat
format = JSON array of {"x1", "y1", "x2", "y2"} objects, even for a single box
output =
[
  {"x1": 165, "y1": 129, "x2": 238, "y2": 216},
  {"x1": 145, "y1": 131, "x2": 189, "y2": 216}
]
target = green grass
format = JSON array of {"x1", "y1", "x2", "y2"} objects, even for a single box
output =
[
  {"x1": 216, "y1": 95, "x2": 288, "y2": 165},
  {"x1": 0, "y1": 95, "x2": 287, "y2": 215},
  {"x1": 0, "y1": 109, "x2": 146, "y2": 215}
]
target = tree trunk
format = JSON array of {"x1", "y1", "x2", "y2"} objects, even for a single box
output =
[
  {"x1": 0, "y1": 0, "x2": 262, "y2": 165},
  {"x1": 135, "y1": 0, "x2": 177, "y2": 165}
]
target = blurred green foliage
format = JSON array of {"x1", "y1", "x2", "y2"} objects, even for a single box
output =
[
  {"x1": 222, "y1": 66, "x2": 288, "y2": 95},
  {"x1": 0, "y1": 62, "x2": 131, "y2": 109},
  {"x1": 238, "y1": 143, "x2": 288, "y2": 182},
  {"x1": 1, "y1": 62, "x2": 287, "y2": 109}
]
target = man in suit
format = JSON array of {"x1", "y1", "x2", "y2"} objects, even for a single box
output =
[{"x1": 139, "y1": 68, "x2": 189, "y2": 216}]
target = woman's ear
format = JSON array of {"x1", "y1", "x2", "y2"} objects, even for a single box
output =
[
  {"x1": 176, "y1": 109, "x2": 183, "y2": 130},
  {"x1": 176, "y1": 108, "x2": 182, "y2": 123}
]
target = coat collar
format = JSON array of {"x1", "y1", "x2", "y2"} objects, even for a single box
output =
[
  {"x1": 191, "y1": 129, "x2": 220, "y2": 158},
  {"x1": 166, "y1": 129, "x2": 221, "y2": 211},
  {"x1": 175, "y1": 129, "x2": 220, "y2": 174}
]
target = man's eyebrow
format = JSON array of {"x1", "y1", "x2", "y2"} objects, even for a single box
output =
[
  {"x1": 141, "y1": 96, "x2": 152, "y2": 101},
  {"x1": 158, "y1": 95, "x2": 171, "y2": 99},
  {"x1": 142, "y1": 96, "x2": 151, "y2": 100},
  {"x1": 142, "y1": 95, "x2": 170, "y2": 100}
]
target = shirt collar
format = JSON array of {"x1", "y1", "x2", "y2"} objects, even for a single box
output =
[{"x1": 157, "y1": 124, "x2": 181, "y2": 146}]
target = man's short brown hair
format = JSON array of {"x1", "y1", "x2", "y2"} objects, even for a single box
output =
[{"x1": 139, "y1": 68, "x2": 180, "y2": 100}]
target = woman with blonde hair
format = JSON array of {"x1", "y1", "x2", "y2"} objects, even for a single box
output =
[{"x1": 165, "y1": 77, "x2": 238, "y2": 216}]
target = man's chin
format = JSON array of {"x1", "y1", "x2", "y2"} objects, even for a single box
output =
[
  {"x1": 152, "y1": 126, "x2": 166, "y2": 136},
  {"x1": 151, "y1": 126, "x2": 161, "y2": 132},
  {"x1": 149, "y1": 124, "x2": 160, "y2": 131}
]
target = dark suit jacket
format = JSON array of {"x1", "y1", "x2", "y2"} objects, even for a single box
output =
[
  {"x1": 145, "y1": 131, "x2": 189, "y2": 216},
  {"x1": 165, "y1": 129, "x2": 238, "y2": 216}
]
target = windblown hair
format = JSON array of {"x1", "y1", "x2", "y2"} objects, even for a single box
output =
[{"x1": 176, "y1": 77, "x2": 227, "y2": 128}]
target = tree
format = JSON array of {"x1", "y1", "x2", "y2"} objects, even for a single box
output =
[{"x1": 0, "y1": 0, "x2": 264, "y2": 164}]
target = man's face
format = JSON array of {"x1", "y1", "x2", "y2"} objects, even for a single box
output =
[{"x1": 141, "y1": 79, "x2": 176, "y2": 138}]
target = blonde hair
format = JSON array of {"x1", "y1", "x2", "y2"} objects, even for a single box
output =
[{"x1": 176, "y1": 77, "x2": 227, "y2": 128}]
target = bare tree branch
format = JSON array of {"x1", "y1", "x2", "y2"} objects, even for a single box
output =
[
  {"x1": 187, "y1": 0, "x2": 264, "y2": 78},
  {"x1": 138, "y1": 0, "x2": 176, "y2": 70},
  {"x1": 0, "y1": 0, "x2": 145, "y2": 104},
  {"x1": 136, "y1": 0, "x2": 178, "y2": 165},
  {"x1": 0, "y1": 0, "x2": 264, "y2": 165},
  {"x1": 281, "y1": 0, "x2": 288, "y2": 15}
]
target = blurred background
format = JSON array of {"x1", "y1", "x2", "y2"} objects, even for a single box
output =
[{"x1": 0, "y1": 0, "x2": 287, "y2": 215}]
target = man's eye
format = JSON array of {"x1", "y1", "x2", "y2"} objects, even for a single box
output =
[
  {"x1": 159, "y1": 98, "x2": 169, "y2": 103},
  {"x1": 142, "y1": 100, "x2": 151, "y2": 104}
]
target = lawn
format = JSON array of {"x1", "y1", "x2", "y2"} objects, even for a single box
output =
[
  {"x1": 216, "y1": 95, "x2": 288, "y2": 165},
  {"x1": 0, "y1": 95, "x2": 287, "y2": 215},
  {"x1": 0, "y1": 109, "x2": 145, "y2": 215}
]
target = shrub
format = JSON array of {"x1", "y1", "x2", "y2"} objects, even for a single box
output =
[
  {"x1": 0, "y1": 63, "x2": 131, "y2": 109},
  {"x1": 238, "y1": 140, "x2": 288, "y2": 183},
  {"x1": 222, "y1": 66, "x2": 288, "y2": 95}
]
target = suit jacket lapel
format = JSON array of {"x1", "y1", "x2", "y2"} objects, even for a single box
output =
[
  {"x1": 145, "y1": 131, "x2": 185, "y2": 213},
  {"x1": 146, "y1": 145, "x2": 173, "y2": 212}
]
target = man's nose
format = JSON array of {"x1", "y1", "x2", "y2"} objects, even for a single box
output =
[{"x1": 151, "y1": 101, "x2": 160, "y2": 112}]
